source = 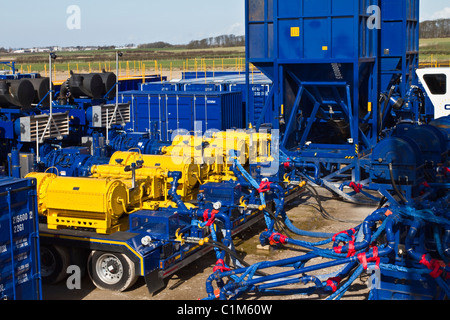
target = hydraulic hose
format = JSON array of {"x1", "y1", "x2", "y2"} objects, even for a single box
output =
[
  {"x1": 404, "y1": 218, "x2": 450, "y2": 297},
  {"x1": 444, "y1": 227, "x2": 450, "y2": 258},
  {"x1": 167, "y1": 171, "x2": 189, "y2": 212},
  {"x1": 280, "y1": 210, "x2": 335, "y2": 238},
  {"x1": 205, "y1": 209, "x2": 399, "y2": 300},
  {"x1": 388, "y1": 163, "x2": 408, "y2": 204},
  {"x1": 291, "y1": 160, "x2": 320, "y2": 181}
]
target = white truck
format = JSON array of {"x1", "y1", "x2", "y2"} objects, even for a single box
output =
[{"x1": 417, "y1": 68, "x2": 450, "y2": 119}]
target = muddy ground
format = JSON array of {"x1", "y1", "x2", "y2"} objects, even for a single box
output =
[{"x1": 42, "y1": 185, "x2": 377, "y2": 302}]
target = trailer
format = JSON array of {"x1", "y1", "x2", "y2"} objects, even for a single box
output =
[{"x1": 37, "y1": 180, "x2": 304, "y2": 294}]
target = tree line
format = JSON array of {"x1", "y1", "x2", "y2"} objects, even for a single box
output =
[
  {"x1": 185, "y1": 34, "x2": 245, "y2": 49},
  {"x1": 420, "y1": 19, "x2": 450, "y2": 39},
  {"x1": 138, "y1": 34, "x2": 245, "y2": 50}
]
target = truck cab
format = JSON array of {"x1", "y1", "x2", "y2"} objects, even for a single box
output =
[{"x1": 417, "y1": 68, "x2": 450, "y2": 119}]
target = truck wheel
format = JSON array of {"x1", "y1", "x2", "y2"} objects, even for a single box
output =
[
  {"x1": 40, "y1": 245, "x2": 70, "y2": 284},
  {"x1": 87, "y1": 250, "x2": 138, "y2": 292}
]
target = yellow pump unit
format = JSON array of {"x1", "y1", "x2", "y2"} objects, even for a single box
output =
[
  {"x1": 26, "y1": 131, "x2": 279, "y2": 235},
  {"x1": 91, "y1": 151, "x2": 204, "y2": 201},
  {"x1": 160, "y1": 131, "x2": 275, "y2": 182},
  {"x1": 26, "y1": 172, "x2": 130, "y2": 234}
]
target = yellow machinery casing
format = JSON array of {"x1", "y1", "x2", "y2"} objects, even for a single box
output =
[
  {"x1": 25, "y1": 130, "x2": 284, "y2": 236},
  {"x1": 26, "y1": 172, "x2": 129, "y2": 234},
  {"x1": 161, "y1": 132, "x2": 274, "y2": 183},
  {"x1": 91, "y1": 151, "x2": 203, "y2": 201}
]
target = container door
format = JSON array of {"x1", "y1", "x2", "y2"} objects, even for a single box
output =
[{"x1": 0, "y1": 179, "x2": 41, "y2": 300}]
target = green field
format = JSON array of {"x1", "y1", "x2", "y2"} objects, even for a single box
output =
[
  {"x1": 0, "y1": 47, "x2": 246, "y2": 80},
  {"x1": 419, "y1": 37, "x2": 450, "y2": 66}
]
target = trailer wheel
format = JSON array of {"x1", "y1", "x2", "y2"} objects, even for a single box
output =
[
  {"x1": 87, "y1": 250, "x2": 138, "y2": 292},
  {"x1": 40, "y1": 245, "x2": 70, "y2": 284}
]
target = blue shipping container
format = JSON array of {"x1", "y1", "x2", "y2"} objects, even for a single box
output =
[
  {"x1": 168, "y1": 74, "x2": 274, "y2": 127},
  {"x1": 0, "y1": 177, "x2": 41, "y2": 300},
  {"x1": 140, "y1": 81, "x2": 178, "y2": 92},
  {"x1": 118, "y1": 75, "x2": 167, "y2": 92},
  {"x1": 119, "y1": 91, "x2": 243, "y2": 141}
]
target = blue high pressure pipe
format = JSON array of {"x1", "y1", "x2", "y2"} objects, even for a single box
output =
[
  {"x1": 444, "y1": 227, "x2": 450, "y2": 258},
  {"x1": 267, "y1": 209, "x2": 388, "y2": 260},
  {"x1": 404, "y1": 219, "x2": 450, "y2": 297},
  {"x1": 230, "y1": 149, "x2": 334, "y2": 238},
  {"x1": 167, "y1": 170, "x2": 233, "y2": 236},
  {"x1": 167, "y1": 171, "x2": 238, "y2": 266},
  {"x1": 167, "y1": 171, "x2": 189, "y2": 212},
  {"x1": 326, "y1": 208, "x2": 388, "y2": 255},
  {"x1": 204, "y1": 210, "x2": 399, "y2": 300},
  {"x1": 233, "y1": 204, "x2": 450, "y2": 300},
  {"x1": 405, "y1": 219, "x2": 425, "y2": 263}
]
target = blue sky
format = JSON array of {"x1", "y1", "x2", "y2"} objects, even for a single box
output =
[
  {"x1": 420, "y1": 0, "x2": 450, "y2": 21},
  {"x1": 1, "y1": 0, "x2": 449, "y2": 48}
]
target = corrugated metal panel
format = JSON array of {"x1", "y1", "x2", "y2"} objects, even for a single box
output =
[
  {"x1": 0, "y1": 177, "x2": 41, "y2": 300},
  {"x1": 140, "y1": 82, "x2": 178, "y2": 92},
  {"x1": 119, "y1": 91, "x2": 243, "y2": 141},
  {"x1": 172, "y1": 74, "x2": 273, "y2": 127}
]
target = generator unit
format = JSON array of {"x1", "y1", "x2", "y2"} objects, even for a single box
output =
[{"x1": 0, "y1": 69, "x2": 168, "y2": 178}]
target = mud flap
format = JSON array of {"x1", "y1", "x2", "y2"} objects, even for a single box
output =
[{"x1": 145, "y1": 269, "x2": 165, "y2": 294}]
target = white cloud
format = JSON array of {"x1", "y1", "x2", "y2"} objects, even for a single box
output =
[
  {"x1": 228, "y1": 23, "x2": 245, "y2": 35},
  {"x1": 430, "y1": 7, "x2": 450, "y2": 20}
]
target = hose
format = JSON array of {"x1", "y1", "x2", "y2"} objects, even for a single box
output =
[
  {"x1": 388, "y1": 162, "x2": 408, "y2": 204},
  {"x1": 204, "y1": 240, "x2": 268, "y2": 277},
  {"x1": 204, "y1": 208, "x2": 399, "y2": 300},
  {"x1": 280, "y1": 210, "x2": 335, "y2": 238},
  {"x1": 167, "y1": 171, "x2": 189, "y2": 212},
  {"x1": 305, "y1": 184, "x2": 362, "y2": 224}
]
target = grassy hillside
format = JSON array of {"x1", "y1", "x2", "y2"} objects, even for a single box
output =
[{"x1": 419, "y1": 37, "x2": 450, "y2": 64}]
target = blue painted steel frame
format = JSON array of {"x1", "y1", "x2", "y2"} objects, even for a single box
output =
[
  {"x1": 245, "y1": 0, "x2": 420, "y2": 201},
  {"x1": 0, "y1": 62, "x2": 16, "y2": 75},
  {"x1": 245, "y1": 0, "x2": 379, "y2": 184}
]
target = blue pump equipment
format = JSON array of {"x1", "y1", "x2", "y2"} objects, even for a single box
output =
[{"x1": 203, "y1": 191, "x2": 450, "y2": 300}]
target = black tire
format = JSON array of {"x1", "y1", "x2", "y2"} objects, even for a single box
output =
[
  {"x1": 70, "y1": 247, "x2": 89, "y2": 279},
  {"x1": 40, "y1": 245, "x2": 70, "y2": 284},
  {"x1": 87, "y1": 250, "x2": 138, "y2": 292}
]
